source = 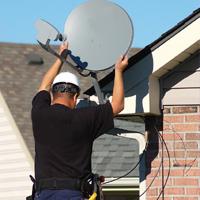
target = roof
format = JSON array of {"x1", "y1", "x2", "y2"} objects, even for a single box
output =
[
  {"x1": 0, "y1": 42, "x2": 143, "y2": 178},
  {"x1": 85, "y1": 8, "x2": 200, "y2": 96},
  {"x1": 93, "y1": 134, "x2": 140, "y2": 177}
]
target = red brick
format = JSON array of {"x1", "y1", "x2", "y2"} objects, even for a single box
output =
[
  {"x1": 185, "y1": 169, "x2": 200, "y2": 176},
  {"x1": 172, "y1": 106, "x2": 198, "y2": 114},
  {"x1": 147, "y1": 197, "x2": 172, "y2": 200},
  {"x1": 173, "y1": 197, "x2": 198, "y2": 200},
  {"x1": 147, "y1": 188, "x2": 158, "y2": 196},
  {"x1": 173, "y1": 124, "x2": 199, "y2": 132},
  {"x1": 164, "y1": 187, "x2": 185, "y2": 195},
  {"x1": 185, "y1": 115, "x2": 200, "y2": 122},
  {"x1": 186, "y1": 188, "x2": 200, "y2": 195},
  {"x1": 162, "y1": 133, "x2": 183, "y2": 140},
  {"x1": 173, "y1": 159, "x2": 198, "y2": 167},
  {"x1": 146, "y1": 178, "x2": 173, "y2": 187},
  {"x1": 165, "y1": 169, "x2": 184, "y2": 176},
  {"x1": 164, "y1": 116, "x2": 184, "y2": 123},
  {"x1": 163, "y1": 124, "x2": 172, "y2": 132},
  {"x1": 146, "y1": 198, "x2": 156, "y2": 200},
  {"x1": 151, "y1": 160, "x2": 170, "y2": 168},
  {"x1": 185, "y1": 133, "x2": 200, "y2": 140},
  {"x1": 175, "y1": 142, "x2": 198, "y2": 149},
  {"x1": 162, "y1": 150, "x2": 185, "y2": 158},
  {"x1": 159, "y1": 141, "x2": 174, "y2": 150},
  {"x1": 174, "y1": 178, "x2": 199, "y2": 186},
  {"x1": 146, "y1": 198, "x2": 155, "y2": 200},
  {"x1": 158, "y1": 198, "x2": 171, "y2": 200},
  {"x1": 146, "y1": 169, "x2": 160, "y2": 178},
  {"x1": 163, "y1": 107, "x2": 171, "y2": 114},
  {"x1": 186, "y1": 151, "x2": 200, "y2": 158}
]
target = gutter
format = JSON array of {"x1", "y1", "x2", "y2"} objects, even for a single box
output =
[{"x1": 103, "y1": 177, "x2": 139, "y2": 192}]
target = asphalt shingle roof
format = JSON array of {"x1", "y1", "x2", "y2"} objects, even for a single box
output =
[
  {"x1": 93, "y1": 134, "x2": 140, "y2": 177},
  {"x1": 0, "y1": 42, "x2": 143, "y2": 177}
]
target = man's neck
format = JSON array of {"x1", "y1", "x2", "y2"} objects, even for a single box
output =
[{"x1": 53, "y1": 98, "x2": 73, "y2": 109}]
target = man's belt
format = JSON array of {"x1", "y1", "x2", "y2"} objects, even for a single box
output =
[
  {"x1": 26, "y1": 174, "x2": 104, "y2": 200},
  {"x1": 36, "y1": 178, "x2": 82, "y2": 192}
]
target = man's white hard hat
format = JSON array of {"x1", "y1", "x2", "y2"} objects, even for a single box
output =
[{"x1": 53, "y1": 72, "x2": 80, "y2": 88}]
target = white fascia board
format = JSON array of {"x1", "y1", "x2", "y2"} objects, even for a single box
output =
[{"x1": 152, "y1": 17, "x2": 200, "y2": 77}]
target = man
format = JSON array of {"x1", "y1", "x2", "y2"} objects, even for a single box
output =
[{"x1": 31, "y1": 42, "x2": 128, "y2": 200}]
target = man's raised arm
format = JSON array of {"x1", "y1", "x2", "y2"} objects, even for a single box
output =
[
  {"x1": 111, "y1": 55, "x2": 128, "y2": 116},
  {"x1": 38, "y1": 43, "x2": 68, "y2": 92}
]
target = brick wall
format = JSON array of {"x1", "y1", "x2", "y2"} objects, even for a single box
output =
[{"x1": 145, "y1": 105, "x2": 200, "y2": 200}]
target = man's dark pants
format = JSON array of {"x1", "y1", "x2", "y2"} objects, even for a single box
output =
[{"x1": 34, "y1": 189, "x2": 84, "y2": 200}]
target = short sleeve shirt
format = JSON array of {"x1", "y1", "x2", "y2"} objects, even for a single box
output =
[{"x1": 31, "y1": 91, "x2": 114, "y2": 180}]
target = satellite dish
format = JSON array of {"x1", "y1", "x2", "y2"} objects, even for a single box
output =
[
  {"x1": 35, "y1": 19, "x2": 62, "y2": 45},
  {"x1": 35, "y1": 0, "x2": 133, "y2": 104},
  {"x1": 64, "y1": 0, "x2": 133, "y2": 71}
]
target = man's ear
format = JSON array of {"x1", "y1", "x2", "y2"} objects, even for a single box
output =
[{"x1": 73, "y1": 93, "x2": 79, "y2": 101}]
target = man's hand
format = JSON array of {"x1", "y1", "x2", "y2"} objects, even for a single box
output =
[
  {"x1": 38, "y1": 42, "x2": 69, "y2": 92},
  {"x1": 115, "y1": 55, "x2": 129, "y2": 72},
  {"x1": 59, "y1": 42, "x2": 69, "y2": 55}
]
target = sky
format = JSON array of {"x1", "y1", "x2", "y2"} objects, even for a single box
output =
[{"x1": 0, "y1": 0, "x2": 199, "y2": 48}]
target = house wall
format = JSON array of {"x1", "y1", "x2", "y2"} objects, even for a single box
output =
[
  {"x1": 145, "y1": 105, "x2": 200, "y2": 200},
  {"x1": 161, "y1": 51, "x2": 200, "y2": 106},
  {"x1": 0, "y1": 92, "x2": 33, "y2": 200},
  {"x1": 145, "y1": 52, "x2": 200, "y2": 200}
]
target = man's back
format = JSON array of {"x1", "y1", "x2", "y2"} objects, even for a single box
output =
[{"x1": 32, "y1": 90, "x2": 114, "y2": 181}]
